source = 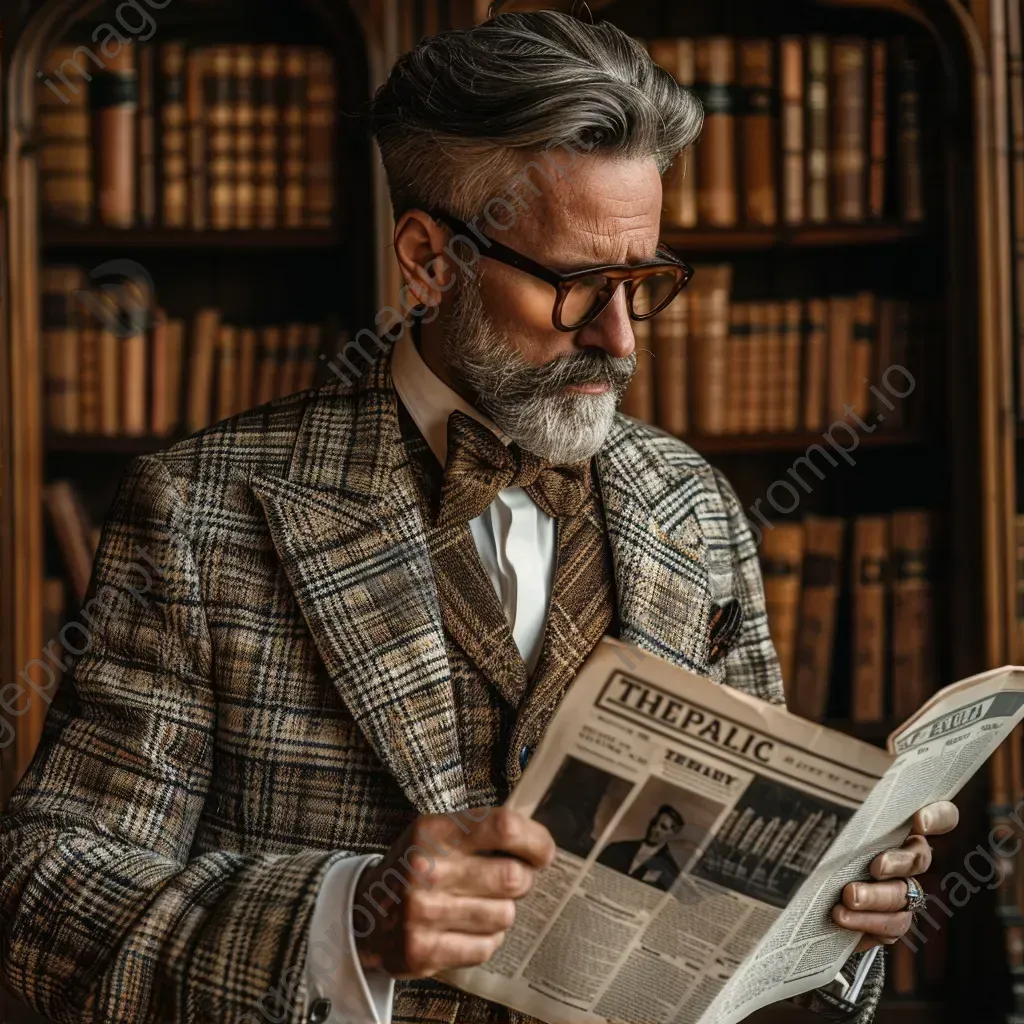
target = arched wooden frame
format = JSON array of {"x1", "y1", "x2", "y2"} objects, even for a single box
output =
[{"x1": 0, "y1": 0, "x2": 434, "y2": 796}]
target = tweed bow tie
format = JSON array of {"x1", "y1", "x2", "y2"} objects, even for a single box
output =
[{"x1": 437, "y1": 410, "x2": 593, "y2": 526}]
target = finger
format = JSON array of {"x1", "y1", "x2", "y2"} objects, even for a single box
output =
[
  {"x1": 398, "y1": 929, "x2": 507, "y2": 978},
  {"x1": 442, "y1": 853, "x2": 537, "y2": 899},
  {"x1": 854, "y1": 935, "x2": 891, "y2": 954},
  {"x1": 831, "y1": 906, "x2": 913, "y2": 939},
  {"x1": 407, "y1": 891, "x2": 517, "y2": 935},
  {"x1": 910, "y1": 801, "x2": 959, "y2": 836},
  {"x1": 462, "y1": 807, "x2": 556, "y2": 868},
  {"x1": 842, "y1": 880, "x2": 911, "y2": 913},
  {"x1": 870, "y1": 835, "x2": 932, "y2": 879}
]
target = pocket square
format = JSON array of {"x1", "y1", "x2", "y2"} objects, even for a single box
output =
[{"x1": 708, "y1": 597, "x2": 744, "y2": 665}]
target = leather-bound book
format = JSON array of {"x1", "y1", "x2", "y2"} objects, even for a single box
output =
[
  {"x1": 137, "y1": 44, "x2": 157, "y2": 227},
  {"x1": 120, "y1": 307, "x2": 148, "y2": 437},
  {"x1": 743, "y1": 302, "x2": 767, "y2": 435},
  {"x1": 891, "y1": 942, "x2": 917, "y2": 997},
  {"x1": 739, "y1": 40, "x2": 777, "y2": 226},
  {"x1": 791, "y1": 516, "x2": 847, "y2": 721},
  {"x1": 620, "y1": 313, "x2": 654, "y2": 423},
  {"x1": 781, "y1": 299, "x2": 803, "y2": 431},
  {"x1": 831, "y1": 38, "x2": 867, "y2": 223},
  {"x1": 690, "y1": 264, "x2": 733, "y2": 433},
  {"x1": 92, "y1": 44, "x2": 137, "y2": 228},
  {"x1": 306, "y1": 49, "x2": 336, "y2": 228},
  {"x1": 694, "y1": 39, "x2": 738, "y2": 227},
  {"x1": 802, "y1": 297, "x2": 828, "y2": 430},
  {"x1": 890, "y1": 509, "x2": 935, "y2": 719},
  {"x1": 216, "y1": 324, "x2": 239, "y2": 421},
  {"x1": 256, "y1": 45, "x2": 282, "y2": 229},
  {"x1": 256, "y1": 326, "x2": 283, "y2": 404},
  {"x1": 98, "y1": 325, "x2": 120, "y2": 435},
  {"x1": 207, "y1": 46, "x2": 236, "y2": 230},
  {"x1": 868, "y1": 39, "x2": 888, "y2": 219},
  {"x1": 651, "y1": 291, "x2": 689, "y2": 436},
  {"x1": 851, "y1": 291, "x2": 876, "y2": 419},
  {"x1": 298, "y1": 324, "x2": 322, "y2": 393},
  {"x1": 725, "y1": 301, "x2": 748, "y2": 435},
  {"x1": 281, "y1": 47, "x2": 308, "y2": 229},
  {"x1": 187, "y1": 47, "x2": 209, "y2": 231},
  {"x1": 237, "y1": 327, "x2": 259, "y2": 412},
  {"x1": 42, "y1": 266, "x2": 85, "y2": 434},
  {"x1": 764, "y1": 302, "x2": 785, "y2": 431},
  {"x1": 760, "y1": 522, "x2": 805, "y2": 699},
  {"x1": 37, "y1": 47, "x2": 93, "y2": 225},
  {"x1": 186, "y1": 308, "x2": 221, "y2": 432},
  {"x1": 806, "y1": 36, "x2": 830, "y2": 224},
  {"x1": 780, "y1": 37, "x2": 805, "y2": 225},
  {"x1": 43, "y1": 481, "x2": 96, "y2": 603},
  {"x1": 827, "y1": 296, "x2": 853, "y2": 422},
  {"x1": 649, "y1": 39, "x2": 697, "y2": 228},
  {"x1": 160, "y1": 42, "x2": 188, "y2": 228},
  {"x1": 279, "y1": 323, "x2": 306, "y2": 397},
  {"x1": 851, "y1": 515, "x2": 889, "y2": 723},
  {"x1": 894, "y1": 37, "x2": 924, "y2": 223},
  {"x1": 150, "y1": 311, "x2": 170, "y2": 435},
  {"x1": 164, "y1": 319, "x2": 185, "y2": 433},
  {"x1": 235, "y1": 46, "x2": 258, "y2": 231},
  {"x1": 79, "y1": 317, "x2": 100, "y2": 434}
]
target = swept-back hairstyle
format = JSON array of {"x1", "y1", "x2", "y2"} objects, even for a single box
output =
[{"x1": 369, "y1": 9, "x2": 703, "y2": 220}]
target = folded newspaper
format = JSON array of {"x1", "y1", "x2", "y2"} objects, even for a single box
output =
[{"x1": 444, "y1": 638, "x2": 1024, "y2": 1024}]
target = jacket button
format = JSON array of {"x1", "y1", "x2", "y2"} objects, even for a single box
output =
[
  {"x1": 519, "y1": 745, "x2": 532, "y2": 771},
  {"x1": 308, "y1": 997, "x2": 332, "y2": 1024}
]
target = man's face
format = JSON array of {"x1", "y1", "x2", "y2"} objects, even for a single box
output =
[
  {"x1": 646, "y1": 811, "x2": 680, "y2": 846},
  {"x1": 442, "y1": 154, "x2": 663, "y2": 465}
]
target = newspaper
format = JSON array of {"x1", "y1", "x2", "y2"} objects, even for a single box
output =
[{"x1": 444, "y1": 639, "x2": 1024, "y2": 1024}]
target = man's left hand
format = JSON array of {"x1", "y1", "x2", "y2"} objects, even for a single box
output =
[{"x1": 831, "y1": 801, "x2": 959, "y2": 953}]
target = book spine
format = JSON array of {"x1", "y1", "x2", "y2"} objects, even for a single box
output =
[
  {"x1": 42, "y1": 266, "x2": 85, "y2": 434},
  {"x1": 831, "y1": 38, "x2": 867, "y2": 223},
  {"x1": 160, "y1": 42, "x2": 188, "y2": 228},
  {"x1": 187, "y1": 48, "x2": 208, "y2": 231},
  {"x1": 298, "y1": 324, "x2": 322, "y2": 393},
  {"x1": 235, "y1": 46, "x2": 258, "y2": 231},
  {"x1": 890, "y1": 509, "x2": 935, "y2": 719},
  {"x1": 890, "y1": 942, "x2": 917, "y2": 997},
  {"x1": 92, "y1": 44, "x2": 137, "y2": 228},
  {"x1": 782, "y1": 299, "x2": 803, "y2": 431},
  {"x1": 695, "y1": 39, "x2": 738, "y2": 227},
  {"x1": 895, "y1": 38, "x2": 925, "y2": 223},
  {"x1": 725, "y1": 301, "x2": 748, "y2": 436},
  {"x1": 792, "y1": 517, "x2": 847, "y2": 720},
  {"x1": 216, "y1": 324, "x2": 238, "y2": 421},
  {"x1": 652, "y1": 292, "x2": 689, "y2": 436},
  {"x1": 165, "y1": 319, "x2": 185, "y2": 433},
  {"x1": 98, "y1": 326, "x2": 120, "y2": 435},
  {"x1": 150, "y1": 312, "x2": 168, "y2": 435},
  {"x1": 43, "y1": 481, "x2": 96, "y2": 602},
  {"x1": 691, "y1": 265, "x2": 733, "y2": 433},
  {"x1": 281, "y1": 47, "x2": 308, "y2": 229},
  {"x1": 621, "y1": 315, "x2": 655, "y2": 422},
  {"x1": 764, "y1": 302, "x2": 785, "y2": 431},
  {"x1": 739, "y1": 39, "x2": 777, "y2": 226},
  {"x1": 37, "y1": 47, "x2": 93, "y2": 226},
  {"x1": 187, "y1": 308, "x2": 221, "y2": 432},
  {"x1": 79, "y1": 318, "x2": 100, "y2": 433},
  {"x1": 256, "y1": 45, "x2": 282, "y2": 229},
  {"x1": 651, "y1": 39, "x2": 697, "y2": 228},
  {"x1": 884, "y1": 300, "x2": 911, "y2": 430},
  {"x1": 827, "y1": 296, "x2": 853, "y2": 421},
  {"x1": 137, "y1": 43, "x2": 157, "y2": 228},
  {"x1": 237, "y1": 326, "x2": 258, "y2": 412},
  {"x1": 760, "y1": 522, "x2": 805, "y2": 695},
  {"x1": 868, "y1": 39, "x2": 888, "y2": 219},
  {"x1": 806, "y1": 36, "x2": 830, "y2": 224},
  {"x1": 780, "y1": 37, "x2": 805, "y2": 226},
  {"x1": 802, "y1": 298, "x2": 828, "y2": 430},
  {"x1": 851, "y1": 291, "x2": 876, "y2": 419},
  {"x1": 207, "y1": 46, "x2": 236, "y2": 230},
  {"x1": 306, "y1": 49, "x2": 336, "y2": 229},
  {"x1": 744, "y1": 302, "x2": 767, "y2": 434},
  {"x1": 256, "y1": 325, "x2": 283, "y2": 404},
  {"x1": 279, "y1": 323, "x2": 306, "y2": 397},
  {"x1": 851, "y1": 515, "x2": 889, "y2": 722}
]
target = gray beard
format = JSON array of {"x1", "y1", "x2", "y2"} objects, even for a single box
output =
[{"x1": 441, "y1": 281, "x2": 637, "y2": 465}]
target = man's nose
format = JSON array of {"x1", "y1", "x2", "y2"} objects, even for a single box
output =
[{"x1": 577, "y1": 287, "x2": 636, "y2": 360}]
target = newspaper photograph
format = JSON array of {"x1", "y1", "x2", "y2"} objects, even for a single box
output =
[{"x1": 443, "y1": 638, "x2": 1024, "y2": 1024}]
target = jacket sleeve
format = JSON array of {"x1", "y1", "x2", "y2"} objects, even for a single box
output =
[{"x1": 0, "y1": 456, "x2": 350, "y2": 1024}]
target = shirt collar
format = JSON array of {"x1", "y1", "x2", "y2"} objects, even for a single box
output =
[{"x1": 390, "y1": 326, "x2": 510, "y2": 467}]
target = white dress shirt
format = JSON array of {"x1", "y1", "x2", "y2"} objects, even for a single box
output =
[{"x1": 304, "y1": 330, "x2": 556, "y2": 1024}]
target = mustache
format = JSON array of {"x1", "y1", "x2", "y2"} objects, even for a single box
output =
[{"x1": 527, "y1": 349, "x2": 638, "y2": 397}]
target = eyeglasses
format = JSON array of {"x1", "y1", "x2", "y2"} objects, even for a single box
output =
[{"x1": 424, "y1": 208, "x2": 694, "y2": 333}]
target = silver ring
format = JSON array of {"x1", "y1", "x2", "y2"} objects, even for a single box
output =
[{"x1": 904, "y1": 876, "x2": 927, "y2": 912}]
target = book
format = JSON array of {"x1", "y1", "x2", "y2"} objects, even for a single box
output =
[
  {"x1": 780, "y1": 37, "x2": 805, "y2": 225},
  {"x1": 890, "y1": 941, "x2": 917, "y2": 996},
  {"x1": 256, "y1": 45, "x2": 282, "y2": 229},
  {"x1": 216, "y1": 324, "x2": 239, "y2": 421},
  {"x1": 831, "y1": 38, "x2": 867, "y2": 222},
  {"x1": 725, "y1": 301, "x2": 748, "y2": 436},
  {"x1": 92, "y1": 43, "x2": 137, "y2": 228},
  {"x1": 187, "y1": 47, "x2": 209, "y2": 231},
  {"x1": 207, "y1": 46, "x2": 236, "y2": 231},
  {"x1": 875, "y1": 299, "x2": 911, "y2": 430},
  {"x1": 282, "y1": 47, "x2": 308, "y2": 229},
  {"x1": 743, "y1": 302, "x2": 767, "y2": 434},
  {"x1": 79, "y1": 318, "x2": 100, "y2": 433},
  {"x1": 187, "y1": 308, "x2": 221, "y2": 432},
  {"x1": 256, "y1": 325, "x2": 283, "y2": 405},
  {"x1": 851, "y1": 516, "x2": 889, "y2": 723},
  {"x1": 43, "y1": 480, "x2": 96, "y2": 602},
  {"x1": 98, "y1": 325, "x2": 120, "y2": 436},
  {"x1": 781, "y1": 299, "x2": 803, "y2": 431},
  {"x1": 764, "y1": 302, "x2": 785, "y2": 432},
  {"x1": 760, "y1": 522, "x2": 805, "y2": 693},
  {"x1": 851, "y1": 291, "x2": 876, "y2": 419},
  {"x1": 160, "y1": 42, "x2": 188, "y2": 228},
  {"x1": 894, "y1": 37, "x2": 925, "y2": 223},
  {"x1": 279, "y1": 323, "x2": 306, "y2": 397},
  {"x1": 120, "y1": 310, "x2": 148, "y2": 437},
  {"x1": 621, "y1": 314, "x2": 654, "y2": 423},
  {"x1": 791, "y1": 516, "x2": 847, "y2": 721},
  {"x1": 237, "y1": 327, "x2": 259, "y2": 412},
  {"x1": 235, "y1": 45, "x2": 258, "y2": 231},
  {"x1": 150, "y1": 312, "x2": 171, "y2": 435},
  {"x1": 689, "y1": 265, "x2": 733, "y2": 433},
  {"x1": 137, "y1": 43, "x2": 157, "y2": 228},
  {"x1": 298, "y1": 325, "x2": 321, "y2": 393},
  {"x1": 42, "y1": 266, "x2": 86, "y2": 434},
  {"x1": 890, "y1": 509, "x2": 935, "y2": 719},
  {"x1": 306, "y1": 49, "x2": 336, "y2": 229},
  {"x1": 806, "y1": 36, "x2": 830, "y2": 224},
  {"x1": 694, "y1": 39, "x2": 738, "y2": 227},
  {"x1": 868, "y1": 39, "x2": 888, "y2": 219},
  {"x1": 651, "y1": 291, "x2": 688, "y2": 436},
  {"x1": 37, "y1": 47, "x2": 93, "y2": 225},
  {"x1": 738, "y1": 40, "x2": 776, "y2": 226},
  {"x1": 826, "y1": 296, "x2": 853, "y2": 422},
  {"x1": 164, "y1": 319, "x2": 186, "y2": 432},
  {"x1": 649, "y1": 39, "x2": 697, "y2": 228}
]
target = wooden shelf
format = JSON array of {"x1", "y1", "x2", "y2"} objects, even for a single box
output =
[
  {"x1": 41, "y1": 225, "x2": 342, "y2": 250},
  {"x1": 46, "y1": 434, "x2": 185, "y2": 456},
  {"x1": 662, "y1": 222, "x2": 929, "y2": 252},
  {"x1": 682, "y1": 430, "x2": 929, "y2": 455}
]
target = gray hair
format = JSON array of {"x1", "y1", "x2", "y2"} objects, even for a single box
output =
[{"x1": 369, "y1": 10, "x2": 703, "y2": 220}]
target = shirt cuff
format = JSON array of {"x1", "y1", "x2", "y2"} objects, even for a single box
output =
[{"x1": 305, "y1": 853, "x2": 395, "y2": 1024}]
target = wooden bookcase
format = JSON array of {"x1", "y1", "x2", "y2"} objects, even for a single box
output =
[{"x1": 0, "y1": 0, "x2": 1018, "y2": 1022}]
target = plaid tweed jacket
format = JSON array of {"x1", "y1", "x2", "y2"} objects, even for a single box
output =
[{"x1": 0, "y1": 348, "x2": 883, "y2": 1024}]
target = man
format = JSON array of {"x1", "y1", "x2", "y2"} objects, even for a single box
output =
[
  {"x1": 0, "y1": 10, "x2": 956, "y2": 1024},
  {"x1": 597, "y1": 805, "x2": 687, "y2": 890}
]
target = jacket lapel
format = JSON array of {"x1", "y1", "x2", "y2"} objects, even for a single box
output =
[
  {"x1": 597, "y1": 419, "x2": 715, "y2": 674},
  {"x1": 251, "y1": 356, "x2": 468, "y2": 815}
]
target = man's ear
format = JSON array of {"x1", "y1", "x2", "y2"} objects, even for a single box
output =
[{"x1": 394, "y1": 210, "x2": 458, "y2": 311}]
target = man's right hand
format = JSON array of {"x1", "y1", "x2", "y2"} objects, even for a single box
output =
[{"x1": 352, "y1": 807, "x2": 556, "y2": 979}]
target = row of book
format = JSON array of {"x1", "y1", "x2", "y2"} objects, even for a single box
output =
[
  {"x1": 37, "y1": 42, "x2": 336, "y2": 231},
  {"x1": 621, "y1": 268, "x2": 928, "y2": 436},
  {"x1": 44, "y1": 481, "x2": 100, "y2": 604},
  {"x1": 43, "y1": 267, "x2": 328, "y2": 437},
  {"x1": 760, "y1": 511, "x2": 935, "y2": 723},
  {"x1": 646, "y1": 35, "x2": 924, "y2": 228}
]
